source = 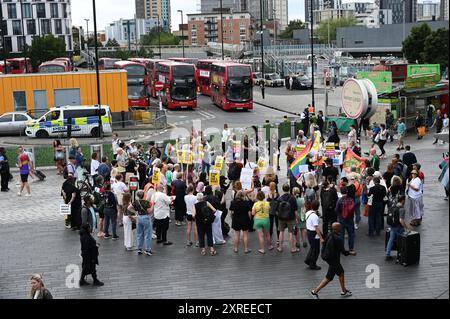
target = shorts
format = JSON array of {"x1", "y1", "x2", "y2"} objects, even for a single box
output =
[
  {"x1": 278, "y1": 219, "x2": 296, "y2": 233},
  {"x1": 98, "y1": 207, "x2": 105, "y2": 219},
  {"x1": 186, "y1": 214, "x2": 195, "y2": 222},
  {"x1": 326, "y1": 262, "x2": 344, "y2": 281},
  {"x1": 253, "y1": 218, "x2": 270, "y2": 231},
  {"x1": 20, "y1": 174, "x2": 29, "y2": 183}
]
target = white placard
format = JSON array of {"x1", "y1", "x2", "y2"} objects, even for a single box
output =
[
  {"x1": 199, "y1": 70, "x2": 210, "y2": 77},
  {"x1": 60, "y1": 204, "x2": 71, "y2": 215},
  {"x1": 240, "y1": 168, "x2": 253, "y2": 190}
]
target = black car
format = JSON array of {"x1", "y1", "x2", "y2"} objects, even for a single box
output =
[{"x1": 286, "y1": 75, "x2": 312, "y2": 90}]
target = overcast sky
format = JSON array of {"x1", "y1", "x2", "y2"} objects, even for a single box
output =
[{"x1": 72, "y1": 0, "x2": 439, "y2": 32}]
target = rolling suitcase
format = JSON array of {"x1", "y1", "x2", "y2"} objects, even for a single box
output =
[
  {"x1": 34, "y1": 170, "x2": 46, "y2": 181},
  {"x1": 397, "y1": 231, "x2": 420, "y2": 266},
  {"x1": 385, "y1": 228, "x2": 398, "y2": 251}
]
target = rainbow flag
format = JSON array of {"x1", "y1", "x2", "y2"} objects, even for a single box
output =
[
  {"x1": 164, "y1": 143, "x2": 173, "y2": 156},
  {"x1": 290, "y1": 140, "x2": 312, "y2": 178}
]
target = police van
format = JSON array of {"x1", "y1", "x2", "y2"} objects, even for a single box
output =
[{"x1": 25, "y1": 105, "x2": 113, "y2": 138}]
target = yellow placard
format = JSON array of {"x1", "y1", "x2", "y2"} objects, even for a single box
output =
[
  {"x1": 177, "y1": 150, "x2": 183, "y2": 162},
  {"x1": 182, "y1": 151, "x2": 193, "y2": 164},
  {"x1": 198, "y1": 144, "x2": 203, "y2": 153},
  {"x1": 152, "y1": 167, "x2": 161, "y2": 184},
  {"x1": 209, "y1": 170, "x2": 220, "y2": 187},
  {"x1": 198, "y1": 151, "x2": 204, "y2": 160},
  {"x1": 213, "y1": 156, "x2": 224, "y2": 171},
  {"x1": 257, "y1": 157, "x2": 266, "y2": 169},
  {"x1": 326, "y1": 143, "x2": 335, "y2": 151}
]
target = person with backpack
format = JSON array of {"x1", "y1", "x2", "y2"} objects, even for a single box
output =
[
  {"x1": 310, "y1": 223, "x2": 356, "y2": 299},
  {"x1": 267, "y1": 182, "x2": 280, "y2": 245},
  {"x1": 126, "y1": 190, "x2": 154, "y2": 256},
  {"x1": 103, "y1": 183, "x2": 119, "y2": 240},
  {"x1": 252, "y1": 191, "x2": 272, "y2": 254},
  {"x1": 192, "y1": 192, "x2": 217, "y2": 256},
  {"x1": 349, "y1": 174, "x2": 363, "y2": 230},
  {"x1": 304, "y1": 200, "x2": 324, "y2": 270},
  {"x1": 61, "y1": 173, "x2": 82, "y2": 230},
  {"x1": 367, "y1": 176, "x2": 387, "y2": 236},
  {"x1": 386, "y1": 195, "x2": 410, "y2": 261},
  {"x1": 320, "y1": 178, "x2": 339, "y2": 237},
  {"x1": 335, "y1": 187, "x2": 356, "y2": 254},
  {"x1": 276, "y1": 183, "x2": 298, "y2": 253}
]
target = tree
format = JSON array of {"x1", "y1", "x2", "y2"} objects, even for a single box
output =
[
  {"x1": 279, "y1": 20, "x2": 306, "y2": 39},
  {"x1": 29, "y1": 35, "x2": 66, "y2": 70},
  {"x1": 423, "y1": 28, "x2": 449, "y2": 71},
  {"x1": 140, "y1": 28, "x2": 180, "y2": 46},
  {"x1": 402, "y1": 23, "x2": 432, "y2": 64},
  {"x1": 87, "y1": 36, "x2": 103, "y2": 48},
  {"x1": 316, "y1": 17, "x2": 356, "y2": 44},
  {"x1": 105, "y1": 38, "x2": 120, "y2": 47}
]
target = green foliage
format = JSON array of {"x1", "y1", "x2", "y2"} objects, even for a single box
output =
[
  {"x1": 402, "y1": 23, "x2": 432, "y2": 64},
  {"x1": 316, "y1": 17, "x2": 356, "y2": 43},
  {"x1": 87, "y1": 36, "x2": 104, "y2": 48},
  {"x1": 140, "y1": 28, "x2": 180, "y2": 46},
  {"x1": 29, "y1": 35, "x2": 66, "y2": 70},
  {"x1": 423, "y1": 28, "x2": 449, "y2": 71},
  {"x1": 279, "y1": 20, "x2": 306, "y2": 39},
  {"x1": 105, "y1": 38, "x2": 120, "y2": 47}
]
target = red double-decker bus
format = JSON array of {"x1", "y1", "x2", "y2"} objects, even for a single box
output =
[
  {"x1": 168, "y1": 57, "x2": 198, "y2": 65},
  {"x1": 155, "y1": 61, "x2": 197, "y2": 110},
  {"x1": 210, "y1": 62, "x2": 253, "y2": 111},
  {"x1": 196, "y1": 59, "x2": 221, "y2": 96},
  {"x1": 147, "y1": 59, "x2": 169, "y2": 98},
  {"x1": 114, "y1": 60, "x2": 149, "y2": 108},
  {"x1": 98, "y1": 58, "x2": 121, "y2": 70},
  {"x1": 38, "y1": 60, "x2": 70, "y2": 73},
  {"x1": 0, "y1": 61, "x2": 11, "y2": 74},
  {"x1": 7, "y1": 57, "x2": 32, "y2": 74}
]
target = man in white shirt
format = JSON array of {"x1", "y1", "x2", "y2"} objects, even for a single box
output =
[
  {"x1": 111, "y1": 174, "x2": 129, "y2": 227},
  {"x1": 304, "y1": 200, "x2": 324, "y2": 270},
  {"x1": 152, "y1": 184, "x2": 174, "y2": 245},
  {"x1": 222, "y1": 124, "x2": 232, "y2": 153},
  {"x1": 112, "y1": 133, "x2": 121, "y2": 159}
]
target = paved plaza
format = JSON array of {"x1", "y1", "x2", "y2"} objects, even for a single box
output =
[{"x1": 0, "y1": 132, "x2": 448, "y2": 299}]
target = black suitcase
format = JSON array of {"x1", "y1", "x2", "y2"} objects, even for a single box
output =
[
  {"x1": 34, "y1": 170, "x2": 46, "y2": 181},
  {"x1": 385, "y1": 228, "x2": 398, "y2": 251},
  {"x1": 397, "y1": 231, "x2": 420, "y2": 266}
]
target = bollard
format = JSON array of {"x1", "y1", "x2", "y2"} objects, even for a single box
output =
[
  {"x1": 121, "y1": 111, "x2": 125, "y2": 128},
  {"x1": 67, "y1": 117, "x2": 72, "y2": 138}
]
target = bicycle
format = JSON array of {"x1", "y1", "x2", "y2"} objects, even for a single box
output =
[{"x1": 77, "y1": 171, "x2": 93, "y2": 198}]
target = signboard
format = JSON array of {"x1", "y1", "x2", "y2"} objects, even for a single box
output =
[
  {"x1": 158, "y1": 75, "x2": 166, "y2": 83},
  {"x1": 240, "y1": 168, "x2": 253, "y2": 190},
  {"x1": 155, "y1": 81, "x2": 165, "y2": 91},
  {"x1": 182, "y1": 151, "x2": 193, "y2": 165},
  {"x1": 213, "y1": 156, "x2": 224, "y2": 171},
  {"x1": 209, "y1": 170, "x2": 220, "y2": 187},
  {"x1": 407, "y1": 64, "x2": 440, "y2": 77},
  {"x1": 341, "y1": 79, "x2": 368, "y2": 119},
  {"x1": 60, "y1": 204, "x2": 71, "y2": 215},
  {"x1": 199, "y1": 70, "x2": 210, "y2": 77},
  {"x1": 177, "y1": 150, "x2": 183, "y2": 162},
  {"x1": 129, "y1": 175, "x2": 139, "y2": 191},
  {"x1": 357, "y1": 71, "x2": 393, "y2": 94},
  {"x1": 404, "y1": 73, "x2": 441, "y2": 90},
  {"x1": 152, "y1": 168, "x2": 161, "y2": 185},
  {"x1": 295, "y1": 144, "x2": 306, "y2": 153}
]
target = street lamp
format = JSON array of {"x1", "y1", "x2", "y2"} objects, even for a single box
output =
[
  {"x1": 402, "y1": 0, "x2": 406, "y2": 59},
  {"x1": 155, "y1": 13, "x2": 161, "y2": 58},
  {"x1": 259, "y1": 0, "x2": 265, "y2": 99},
  {"x1": 0, "y1": 3, "x2": 7, "y2": 74},
  {"x1": 219, "y1": 0, "x2": 224, "y2": 60},
  {"x1": 310, "y1": 0, "x2": 315, "y2": 110},
  {"x1": 177, "y1": 10, "x2": 185, "y2": 58},
  {"x1": 92, "y1": 0, "x2": 102, "y2": 138},
  {"x1": 84, "y1": 18, "x2": 90, "y2": 70}
]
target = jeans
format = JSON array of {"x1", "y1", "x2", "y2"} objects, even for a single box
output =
[
  {"x1": 354, "y1": 196, "x2": 361, "y2": 224},
  {"x1": 155, "y1": 217, "x2": 170, "y2": 242},
  {"x1": 136, "y1": 214, "x2": 152, "y2": 252},
  {"x1": 202, "y1": 161, "x2": 211, "y2": 175},
  {"x1": 378, "y1": 139, "x2": 386, "y2": 155},
  {"x1": 368, "y1": 202, "x2": 384, "y2": 235},
  {"x1": 339, "y1": 218, "x2": 355, "y2": 251},
  {"x1": 197, "y1": 220, "x2": 213, "y2": 248},
  {"x1": 305, "y1": 230, "x2": 320, "y2": 268},
  {"x1": 0, "y1": 171, "x2": 9, "y2": 190},
  {"x1": 386, "y1": 226, "x2": 403, "y2": 257},
  {"x1": 269, "y1": 214, "x2": 280, "y2": 240},
  {"x1": 103, "y1": 208, "x2": 117, "y2": 237}
]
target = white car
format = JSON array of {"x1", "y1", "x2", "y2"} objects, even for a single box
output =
[
  {"x1": 0, "y1": 112, "x2": 34, "y2": 135},
  {"x1": 264, "y1": 73, "x2": 285, "y2": 87}
]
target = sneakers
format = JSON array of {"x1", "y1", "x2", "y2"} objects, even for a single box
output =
[
  {"x1": 341, "y1": 290, "x2": 352, "y2": 297},
  {"x1": 93, "y1": 280, "x2": 104, "y2": 286},
  {"x1": 104, "y1": 234, "x2": 111, "y2": 239},
  {"x1": 216, "y1": 240, "x2": 226, "y2": 245},
  {"x1": 163, "y1": 241, "x2": 173, "y2": 246},
  {"x1": 309, "y1": 265, "x2": 321, "y2": 270},
  {"x1": 17, "y1": 192, "x2": 21, "y2": 196},
  {"x1": 112, "y1": 235, "x2": 119, "y2": 240},
  {"x1": 354, "y1": 223, "x2": 359, "y2": 230},
  {"x1": 25, "y1": 193, "x2": 31, "y2": 197},
  {"x1": 310, "y1": 290, "x2": 319, "y2": 299},
  {"x1": 144, "y1": 250, "x2": 153, "y2": 256},
  {"x1": 137, "y1": 249, "x2": 143, "y2": 255},
  {"x1": 186, "y1": 241, "x2": 193, "y2": 247},
  {"x1": 195, "y1": 242, "x2": 200, "y2": 247},
  {"x1": 385, "y1": 255, "x2": 394, "y2": 261},
  {"x1": 152, "y1": 233, "x2": 157, "y2": 239},
  {"x1": 79, "y1": 279, "x2": 90, "y2": 286}
]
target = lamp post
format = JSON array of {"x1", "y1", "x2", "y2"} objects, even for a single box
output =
[
  {"x1": 259, "y1": 0, "x2": 265, "y2": 99},
  {"x1": 84, "y1": 18, "x2": 90, "y2": 70},
  {"x1": 19, "y1": 0, "x2": 29, "y2": 72},
  {"x1": 0, "y1": 2, "x2": 7, "y2": 74},
  {"x1": 310, "y1": 0, "x2": 315, "y2": 110},
  {"x1": 177, "y1": 10, "x2": 185, "y2": 58},
  {"x1": 155, "y1": 13, "x2": 161, "y2": 57},
  {"x1": 219, "y1": 0, "x2": 224, "y2": 60},
  {"x1": 402, "y1": 0, "x2": 406, "y2": 59},
  {"x1": 92, "y1": 0, "x2": 102, "y2": 138}
]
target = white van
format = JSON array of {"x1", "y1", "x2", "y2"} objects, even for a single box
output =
[{"x1": 25, "y1": 105, "x2": 113, "y2": 138}]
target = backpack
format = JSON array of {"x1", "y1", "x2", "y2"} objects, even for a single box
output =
[
  {"x1": 200, "y1": 204, "x2": 215, "y2": 224},
  {"x1": 227, "y1": 163, "x2": 239, "y2": 181},
  {"x1": 387, "y1": 206, "x2": 401, "y2": 227},
  {"x1": 321, "y1": 234, "x2": 335, "y2": 263},
  {"x1": 277, "y1": 195, "x2": 294, "y2": 220},
  {"x1": 340, "y1": 197, "x2": 355, "y2": 220},
  {"x1": 304, "y1": 188, "x2": 316, "y2": 203},
  {"x1": 354, "y1": 182, "x2": 363, "y2": 197},
  {"x1": 104, "y1": 192, "x2": 116, "y2": 209},
  {"x1": 321, "y1": 188, "x2": 336, "y2": 212}
]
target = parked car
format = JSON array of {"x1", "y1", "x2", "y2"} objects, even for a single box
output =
[
  {"x1": 293, "y1": 75, "x2": 313, "y2": 90},
  {"x1": 253, "y1": 72, "x2": 263, "y2": 86},
  {"x1": 0, "y1": 112, "x2": 34, "y2": 135},
  {"x1": 264, "y1": 73, "x2": 285, "y2": 87}
]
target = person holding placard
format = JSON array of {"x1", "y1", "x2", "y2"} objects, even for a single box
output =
[
  {"x1": 61, "y1": 173, "x2": 82, "y2": 231},
  {"x1": 184, "y1": 185, "x2": 199, "y2": 247},
  {"x1": 152, "y1": 184, "x2": 174, "y2": 246}
]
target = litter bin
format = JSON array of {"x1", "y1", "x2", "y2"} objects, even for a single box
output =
[{"x1": 278, "y1": 121, "x2": 291, "y2": 139}]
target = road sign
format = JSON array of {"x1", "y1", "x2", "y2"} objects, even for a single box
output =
[{"x1": 155, "y1": 82, "x2": 164, "y2": 91}]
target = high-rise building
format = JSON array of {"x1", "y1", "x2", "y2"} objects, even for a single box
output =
[
  {"x1": 0, "y1": 0, "x2": 72, "y2": 54},
  {"x1": 305, "y1": 0, "x2": 343, "y2": 22},
  {"x1": 379, "y1": 0, "x2": 417, "y2": 23},
  {"x1": 135, "y1": 0, "x2": 171, "y2": 31},
  {"x1": 200, "y1": 0, "x2": 275, "y2": 21},
  {"x1": 417, "y1": 0, "x2": 440, "y2": 20},
  {"x1": 441, "y1": 0, "x2": 449, "y2": 20},
  {"x1": 274, "y1": 0, "x2": 288, "y2": 31},
  {"x1": 105, "y1": 18, "x2": 166, "y2": 46}
]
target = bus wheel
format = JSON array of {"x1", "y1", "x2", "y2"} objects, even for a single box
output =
[
  {"x1": 36, "y1": 130, "x2": 49, "y2": 138},
  {"x1": 91, "y1": 127, "x2": 100, "y2": 138}
]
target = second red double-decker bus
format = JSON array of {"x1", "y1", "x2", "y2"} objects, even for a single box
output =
[
  {"x1": 196, "y1": 59, "x2": 220, "y2": 96},
  {"x1": 7, "y1": 57, "x2": 32, "y2": 74},
  {"x1": 155, "y1": 61, "x2": 197, "y2": 110},
  {"x1": 98, "y1": 58, "x2": 121, "y2": 70},
  {"x1": 114, "y1": 60, "x2": 149, "y2": 108},
  {"x1": 210, "y1": 62, "x2": 253, "y2": 111},
  {"x1": 168, "y1": 57, "x2": 198, "y2": 65},
  {"x1": 147, "y1": 59, "x2": 169, "y2": 98},
  {"x1": 38, "y1": 60, "x2": 70, "y2": 73},
  {"x1": 0, "y1": 61, "x2": 11, "y2": 74}
]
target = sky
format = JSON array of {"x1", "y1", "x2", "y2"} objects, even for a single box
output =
[{"x1": 71, "y1": 0, "x2": 440, "y2": 32}]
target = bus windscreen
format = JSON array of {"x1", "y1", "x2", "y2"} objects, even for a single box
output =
[
  {"x1": 228, "y1": 66, "x2": 251, "y2": 78},
  {"x1": 173, "y1": 66, "x2": 195, "y2": 78},
  {"x1": 125, "y1": 65, "x2": 146, "y2": 76}
]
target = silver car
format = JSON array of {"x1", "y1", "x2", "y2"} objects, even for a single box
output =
[{"x1": 0, "y1": 112, "x2": 34, "y2": 135}]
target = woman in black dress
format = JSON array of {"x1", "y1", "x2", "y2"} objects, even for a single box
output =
[
  {"x1": 229, "y1": 191, "x2": 252, "y2": 254},
  {"x1": 79, "y1": 224, "x2": 104, "y2": 286}
]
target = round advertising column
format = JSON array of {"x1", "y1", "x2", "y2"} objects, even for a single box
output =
[{"x1": 341, "y1": 78, "x2": 369, "y2": 120}]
